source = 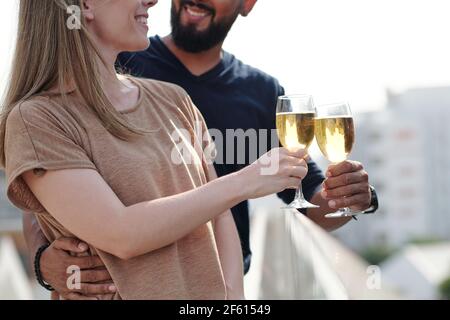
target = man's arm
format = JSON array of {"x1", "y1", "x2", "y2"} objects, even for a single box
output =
[
  {"x1": 305, "y1": 192, "x2": 352, "y2": 231},
  {"x1": 214, "y1": 211, "x2": 245, "y2": 300},
  {"x1": 23, "y1": 213, "x2": 48, "y2": 268},
  {"x1": 22, "y1": 214, "x2": 116, "y2": 299},
  {"x1": 278, "y1": 186, "x2": 351, "y2": 231}
]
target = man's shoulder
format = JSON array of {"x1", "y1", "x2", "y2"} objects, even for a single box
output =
[
  {"x1": 117, "y1": 50, "x2": 153, "y2": 69},
  {"x1": 117, "y1": 36, "x2": 163, "y2": 66},
  {"x1": 224, "y1": 52, "x2": 283, "y2": 90}
]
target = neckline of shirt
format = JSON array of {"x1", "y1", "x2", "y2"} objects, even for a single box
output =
[
  {"x1": 150, "y1": 35, "x2": 231, "y2": 82},
  {"x1": 118, "y1": 76, "x2": 145, "y2": 115}
]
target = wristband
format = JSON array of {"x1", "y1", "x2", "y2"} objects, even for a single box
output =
[{"x1": 34, "y1": 244, "x2": 55, "y2": 292}]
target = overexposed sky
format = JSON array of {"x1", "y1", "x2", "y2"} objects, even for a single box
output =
[{"x1": 2, "y1": 0, "x2": 450, "y2": 112}]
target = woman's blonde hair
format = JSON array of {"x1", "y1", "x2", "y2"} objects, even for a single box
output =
[{"x1": 0, "y1": 0, "x2": 144, "y2": 167}]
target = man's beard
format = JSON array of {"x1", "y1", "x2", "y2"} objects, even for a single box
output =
[{"x1": 171, "y1": 1, "x2": 240, "y2": 53}]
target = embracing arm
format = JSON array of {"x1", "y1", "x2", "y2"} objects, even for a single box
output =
[
  {"x1": 23, "y1": 213, "x2": 115, "y2": 299},
  {"x1": 22, "y1": 213, "x2": 48, "y2": 265}
]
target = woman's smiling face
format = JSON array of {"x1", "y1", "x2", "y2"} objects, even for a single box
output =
[{"x1": 82, "y1": 0, "x2": 158, "y2": 53}]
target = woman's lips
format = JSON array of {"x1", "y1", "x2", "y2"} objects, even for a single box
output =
[{"x1": 135, "y1": 15, "x2": 149, "y2": 31}]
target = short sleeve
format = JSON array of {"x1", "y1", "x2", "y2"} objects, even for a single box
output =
[{"x1": 4, "y1": 101, "x2": 97, "y2": 213}]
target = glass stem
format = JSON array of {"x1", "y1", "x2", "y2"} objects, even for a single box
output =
[{"x1": 295, "y1": 181, "x2": 306, "y2": 200}]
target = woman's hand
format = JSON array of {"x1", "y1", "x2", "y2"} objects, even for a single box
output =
[{"x1": 237, "y1": 147, "x2": 308, "y2": 200}]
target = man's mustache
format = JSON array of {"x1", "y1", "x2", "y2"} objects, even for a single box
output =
[{"x1": 179, "y1": 0, "x2": 215, "y2": 16}]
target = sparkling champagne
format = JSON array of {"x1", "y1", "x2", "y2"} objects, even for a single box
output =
[
  {"x1": 315, "y1": 116, "x2": 355, "y2": 163},
  {"x1": 276, "y1": 112, "x2": 315, "y2": 150}
]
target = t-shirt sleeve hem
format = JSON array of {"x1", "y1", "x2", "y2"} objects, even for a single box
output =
[{"x1": 7, "y1": 160, "x2": 97, "y2": 213}]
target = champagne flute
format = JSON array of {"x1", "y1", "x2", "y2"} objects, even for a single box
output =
[
  {"x1": 314, "y1": 102, "x2": 358, "y2": 218},
  {"x1": 276, "y1": 94, "x2": 319, "y2": 209}
]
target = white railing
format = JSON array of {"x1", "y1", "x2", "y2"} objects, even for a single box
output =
[
  {"x1": 0, "y1": 237, "x2": 33, "y2": 300},
  {"x1": 246, "y1": 208, "x2": 399, "y2": 300}
]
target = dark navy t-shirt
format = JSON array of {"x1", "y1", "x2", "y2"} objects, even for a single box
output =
[{"x1": 117, "y1": 36, "x2": 325, "y2": 273}]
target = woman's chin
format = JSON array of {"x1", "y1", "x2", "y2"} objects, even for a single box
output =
[{"x1": 125, "y1": 38, "x2": 150, "y2": 53}]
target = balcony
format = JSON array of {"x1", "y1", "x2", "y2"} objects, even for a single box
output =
[{"x1": 245, "y1": 208, "x2": 399, "y2": 299}]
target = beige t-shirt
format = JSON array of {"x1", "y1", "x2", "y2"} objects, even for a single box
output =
[{"x1": 4, "y1": 78, "x2": 226, "y2": 300}]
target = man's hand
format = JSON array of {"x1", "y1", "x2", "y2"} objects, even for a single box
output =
[
  {"x1": 40, "y1": 237, "x2": 116, "y2": 300},
  {"x1": 321, "y1": 160, "x2": 371, "y2": 211}
]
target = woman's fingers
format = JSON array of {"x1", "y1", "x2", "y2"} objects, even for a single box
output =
[
  {"x1": 284, "y1": 147, "x2": 307, "y2": 159},
  {"x1": 286, "y1": 165, "x2": 308, "y2": 179},
  {"x1": 286, "y1": 177, "x2": 302, "y2": 189}
]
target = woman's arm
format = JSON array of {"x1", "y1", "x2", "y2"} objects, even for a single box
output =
[
  {"x1": 23, "y1": 168, "x2": 243, "y2": 260},
  {"x1": 213, "y1": 211, "x2": 245, "y2": 300},
  {"x1": 22, "y1": 147, "x2": 308, "y2": 260}
]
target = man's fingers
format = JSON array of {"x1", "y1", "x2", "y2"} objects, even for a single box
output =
[
  {"x1": 80, "y1": 269, "x2": 113, "y2": 283},
  {"x1": 63, "y1": 293, "x2": 99, "y2": 300},
  {"x1": 76, "y1": 283, "x2": 117, "y2": 296},
  {"x1": 72, "y1": 255, "x2": 106, "y2": 270},
  {"x1": 322, "y1": 183, "x2": 370, "y2": 199},
  {"x1": 328, "y1": 193, "x2": 370, "y2": 209},
  {"x1": 324, "y1": 170, "x2": 369, "y2": 189},
  {"x1": 326, "y1": 160, "x2": 363, "y2": 177},
  {"x1": 53, "y1": 237, "x2": 89, "y2": 253}
]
